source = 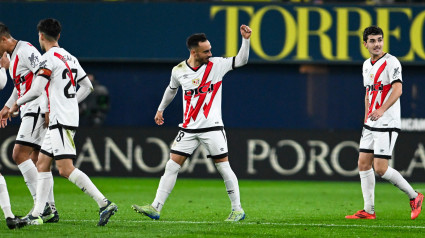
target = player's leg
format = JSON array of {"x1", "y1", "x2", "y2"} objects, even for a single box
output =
[
  {"x1": 13, "y1": 144, "x2": 38, "y2": 204},
  {"x1": 346, "y1": 129, "x2": 376, "y2": 219},
  {"x1": 202, "y1": 129, "x2": 244, "y2": 221},
  {"x1": 0, "y1": 173, "x2": 27, "y2": 229},
  {"x1": 373, "y1": 131, "x2": 422, "y2": 219},
  {"x1": 52, "y1": 127, "x2": 117, "y2": 226},
  {"x1": 15, "y1": 112, "x2": 50, "y2": 211},
  {"x1": 133, "y1": 153, "x2": 186, "y2": 220},
  {"x1": 31, "y1": 152, "x2": 54, "y2": 224},
  {"x1": 30, "y1": 149, "x2": 56, "y2": 218},
  {"x1": 132, "y1": 130, "x2": 197, "y2": 219},
  {"x1": 214, "y1": 156, "x2": 245, "y2": 222}
]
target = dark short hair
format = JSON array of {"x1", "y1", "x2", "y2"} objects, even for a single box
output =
[
  {"x1": 363, "y1": 26, "x2": 383, "y2": 42},
  {"x1": 186, "y1": 33, "x2": 207, "y2": 50},
  {"x1": 0, "y1": 22, "x2": 11, "y2": 38},
  {"x1": 37, "y1": 18, "x2": 61, "y2": 41}
]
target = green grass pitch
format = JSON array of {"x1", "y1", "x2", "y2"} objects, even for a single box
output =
[{"x1": 1, "y1": 176, "x2": 424, "y2": 237}]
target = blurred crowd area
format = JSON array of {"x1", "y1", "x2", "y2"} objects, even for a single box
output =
[{"x1": 6, "y1": 0, "x2": 425, "y2": 5}]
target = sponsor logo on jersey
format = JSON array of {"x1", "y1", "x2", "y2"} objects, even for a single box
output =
[
  {"x1": 192, "y1": 78, "x2": 200, "y2": 86},
  {"x1": 366, "y1": 83, "x2": 383, "y2": 92},
  {"x1": 28, "y1": 53, "x2": 39, "y2": 68},
  {"x1": 39, "y1": 60, "x2": 47, "y2": 68},
  {"x1": 393, "y1": 67, "x2": 400, "y2": 79},
  {"x1": 184, "y1": 83, "x2": 216, "y2": 96}
]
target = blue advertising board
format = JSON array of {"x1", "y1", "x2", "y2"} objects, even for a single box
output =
[{"x1": 0, "y1": 2, "x2": 425, "y2": 64}]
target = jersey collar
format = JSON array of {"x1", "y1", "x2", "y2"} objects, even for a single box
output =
[
  {"x1": 370, "y1": 53, "x2": 387, "y2": 66},
  {"x1": 10, "y1": 40, "x2": 20, "y2": 58},
  {"x1": 185, "y1": 60, "x2": 204, "y2": 72}
]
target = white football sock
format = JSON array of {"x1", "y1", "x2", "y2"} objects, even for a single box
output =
[
  {"x1": 68, "y1": 168, "x2": 108, "y2": 208},
  {"x1": 0, "y1": 176, "x2": 14, "y2": 219},
  {"x1": 47, "y1": 172, "x2": 56, "y2": 212},
  {"x1": 359, "y1": 169, "x2": 375, "y2": 214},
  {"x1": 215, "y1": 161, "x2": 242, "y2": 211},
  {"x1": 32, "y1": 172, "x2": 52, "y2": 217},
  {"x1": 381, "y1": 166, "x2": 418, "y2": 199},
  {"x1": 17, "y1": 159, "x2": 38, "y2": 202},
  {"x1": 152, "y1": 159, "x2": 181, "y2": 212}
]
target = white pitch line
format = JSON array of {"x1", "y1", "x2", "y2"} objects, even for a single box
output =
[{"x1": 62, "y1": 219, "x2": 425, "y2": 229}]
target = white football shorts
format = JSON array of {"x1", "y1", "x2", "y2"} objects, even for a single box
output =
[
  {"x1": 15, "y1": 109, "x2": 47, "y2": 150},
  {"x1": 40, "y1": 126, "x2": 77, "y2": 160},
  {"x1": 359, "y1": 127, "x2": 399, "y2": 159},
  {"x1": 170, "y1": 127, "x2": 228, "y2": 159}
]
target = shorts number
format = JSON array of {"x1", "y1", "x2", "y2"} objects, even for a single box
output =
[{"x1": 176, "y1": 131, "x2": 185, "y2": 142}]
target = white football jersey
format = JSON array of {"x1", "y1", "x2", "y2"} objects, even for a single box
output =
[
  {"x1": 39, "y1": 47, "x2": 86, "y2": 128},
  {"x1": 170, "y1": 57, "x2": 234, "y2": 129},
  {"x1": 362, "y1": 53, "x2": 402, "y2": 129},
  {"x1": 9, "y1": 41, "x2": 43, "y2": 117}
]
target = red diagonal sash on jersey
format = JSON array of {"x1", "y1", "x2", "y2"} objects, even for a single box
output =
[
  {"x1": 12, "y1": 55, "x2": 22, "y2": 97},
  {"x1": 45, "y1": 81, "x2": 51, "y2": 111},
  {"x1": 54, "y1": 52, "x2": 75, "y2": 86},
  {"x1": 182, "y1": 62, "x2": 213, "y2": 128},
  {"x1": 203, "y1": 81, "x2": 222, "y2": 117},
  {"x1": 368, "y1": 61, "x2": 387, "y2": 117},
  {"x1": 24, "y1": 72, "x2": 34, "y2": 93}
]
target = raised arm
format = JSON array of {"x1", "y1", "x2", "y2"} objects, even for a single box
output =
[{"x1": 234, "y1": 25, "x2": 252, "y2": 68}]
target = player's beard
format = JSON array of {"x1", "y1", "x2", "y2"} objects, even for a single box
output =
[{"x1": 199, "y1": 56, "x2": 210, "y2": 65}]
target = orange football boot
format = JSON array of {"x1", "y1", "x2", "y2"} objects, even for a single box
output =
[
  {"x1": 410, "y1": 192, "x2": 424, "y2": 220},
  {"x1": 345, "y1": 210, "x2": 376, "y2": 219}
]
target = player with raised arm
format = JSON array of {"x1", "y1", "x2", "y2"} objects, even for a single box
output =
[
  {"x1": 8, "y1": 18, "x2": 118, "y2": 226},
  {"x1": 346, "y1": 26, "x2": 423, "y2": 220},
  {"x1": 132, "y1": 24, "x2": 251, "y2": 222},
  {"x1": 0, "y1": 22, "x2": 58, "y2": 222}
]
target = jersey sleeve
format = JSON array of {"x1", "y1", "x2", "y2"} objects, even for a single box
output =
[
  {"x1": 74, "y1": 58, "x2": 88, "y2": 83},
  {"x1": 21, "y1": 45, "x2": 42, "y2": 74},
  {"x1": 37, "y1": 54, "x2": 53, "y2": 81},
  {"x1": 0, "y1": 67, "x2": 7, "y2": 90},
  {"x1": 388, "y1": 57, "x2": 402, "y2": 84},
  {"x1": 169, "y1": 69, "x2": 180, "y2": 89},
  {"x1": 362, "y1": 62, "x2": 368, "y2": 87},
  {"x1": 211, "y1": 57, "x2": 234, "y2": 76}
]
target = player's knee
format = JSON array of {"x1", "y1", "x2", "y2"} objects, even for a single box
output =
[
  {"x1": 57, "y1": 165, "x2": 73, "y2": 178},
  {"x1": 58, "y1": 168, "x2": 71, "y2": 178},
  {"x1": 375, "y1": 168, "x2": 386, "y2": 177},
  {"x1": 357, "y1": 160, "x2": 372, "y2": 171},
  {"x1": 12, "y1": 148, "x2": 25, "y2": 164}
]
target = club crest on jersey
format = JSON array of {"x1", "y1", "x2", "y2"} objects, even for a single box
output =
[
  {"x1": 192, "y1": 78, "x2": 200, "y2": 86},
  {"x1": 28, "y1": 53, "x2": 39, "y2": 68},
  {"x1": 369, "y1": 73, "x2": 374, "y2": 81}
]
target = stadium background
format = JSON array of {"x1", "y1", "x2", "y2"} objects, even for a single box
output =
[{"x1": 1, "y1": 0, "x2": 425, "y2": 181}]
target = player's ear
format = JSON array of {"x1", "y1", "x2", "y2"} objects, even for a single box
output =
[{"x1": 57, "y1": 33, "x2": 60, "y2": 41}]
